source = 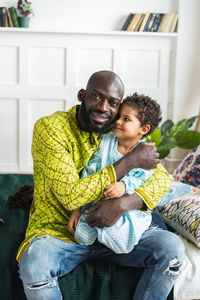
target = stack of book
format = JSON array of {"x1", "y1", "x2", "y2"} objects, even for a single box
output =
[
  {"x1": 121, "y1": 12, "x2": 179, "y2": 33},
  {"x1": 0, "y1": 7, "x2": 19, "y2": 27}
]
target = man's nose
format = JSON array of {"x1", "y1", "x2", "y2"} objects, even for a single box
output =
[{"x1": 98, "y1": 99, "x2": 109, "y2": 112}]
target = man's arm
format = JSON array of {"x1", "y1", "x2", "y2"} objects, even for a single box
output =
[
  {"x1": 85, "y1": 163, "x2": 171, "y2": 227},
  {"x1": 32, "y1": 117, "x2": 116, "y2": 211},
  {"x1": 113, "y1": 142, "x2": 160, "y2": 179},
  {"x1": 32, "y1": 117, "x2": 160, "y2": 212}
]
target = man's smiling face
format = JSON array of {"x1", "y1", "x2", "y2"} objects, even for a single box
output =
[{"x1": 77, "y1": 71, "x2": 124, "y2": 133}]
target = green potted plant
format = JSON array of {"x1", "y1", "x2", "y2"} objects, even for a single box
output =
[
  {"x1": 145, "y1": 115, "x2": 200, "y2": 159},
  {"x1": 17, "y1": 0, "x2": 34, "y2": 28}
]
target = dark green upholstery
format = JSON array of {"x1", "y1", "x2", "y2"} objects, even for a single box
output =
[{"x1": 0, "y1": 174, "x2": 173, "y2": 300}]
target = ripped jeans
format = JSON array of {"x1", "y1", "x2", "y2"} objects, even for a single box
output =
[{"x1": 19, "y1": 228, "x2": 184, "y2": 300}]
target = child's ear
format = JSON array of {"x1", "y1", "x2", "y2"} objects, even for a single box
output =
[
  {"x1": 140, "y1": 124, "x2": 151, "y2": 135},
  {"x1": 77, "y1": 89, "x2": 86, "y2": 102}
]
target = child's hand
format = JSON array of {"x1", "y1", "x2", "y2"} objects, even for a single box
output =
[
  {"x1": 104, "y1": 182, "x2": 125, "y2": 199},
  {"x1": 68, "y1": 207, "x2": 82, "y2": 235}
]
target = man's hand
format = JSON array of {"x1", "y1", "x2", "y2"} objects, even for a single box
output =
[
  {"x1": 114, "y1": 142, "x2": 159, "y2": 181},
  {"x1": 68, "y1": 207, "x2": 82, "y2": 234},
  {"x1": 104, "y1": 182, "x2": 125, "y2": 199},
  {"x1": 84, "y1": 193, "x2": 144, "y2": 228},
  {"x1": 130, "y1": 142, "x2": 160, "y2": 170},
  {"x1": 84, "y1": 198, "x2": 123, "y2": 228}
]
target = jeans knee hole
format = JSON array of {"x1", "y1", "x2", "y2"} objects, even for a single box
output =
[
  {"x1": 164, "y1": 258, "x2": 182, "y2": 276},
  {"x1": 28, "y1": 280, "x2": 56, "y2": 290}
]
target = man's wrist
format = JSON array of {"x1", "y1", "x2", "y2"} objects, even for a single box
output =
[
  {"x1": 113, "y1": 152, "x2": 137, "y2": 181},
  {"x1": 118, "y1": 192, "x2": 145, "y2": 213}
]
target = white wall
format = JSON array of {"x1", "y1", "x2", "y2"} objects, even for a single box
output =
[
  {"x1": 174, "y1": 0, "x2": 200, "y2": 122},
  {"x1": 2, "y1": 0, "x2": 199, "y2": 123},
  {"x1": 0, "y1": 0, "x2": 200, "y2": 171},
  {"x1": 3, "y1": 0, "x2": 178, "y2": 31}
]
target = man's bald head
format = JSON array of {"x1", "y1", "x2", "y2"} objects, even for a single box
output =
[{"x1": 86, "y1": 70, "x2": 124, "y2": 99}]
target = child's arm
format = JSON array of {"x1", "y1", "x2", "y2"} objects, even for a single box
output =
[
  {"x1": 104, "y1": 168, "x2": 154, "y2": 200},
  {"x1": 68, "y1": 207, "x2": 82, "y2": 235},
  {"x1": 104, "y1": 182, "x2": 126, "y2": 199}
]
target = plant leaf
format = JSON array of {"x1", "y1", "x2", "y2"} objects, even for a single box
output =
[
  {"x1": 144, "y1": 128, "x2": 161, "y2": 147},
  {"x1": 185, "y1": 116, "x2": 199, "y2": 129},
  {"x1": 158, "y1": 136, "x2": 177, "y2": 152},
  {"x1": 158, "y1": 149, "x2": 170, "y2": 159},
  {"x1": 169, "y1": 115, "x2": 199, "y2": 136},
  {"x1": 175, "y1": 130, "x2": 200, "y2": 149},
  {"x1": 160, "y1": 120, "x2": 174, "y2": 139}
]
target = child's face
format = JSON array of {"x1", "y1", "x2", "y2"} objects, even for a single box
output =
[{"x1": 113, "y1": 104, "x2": 149, "y2": 141}]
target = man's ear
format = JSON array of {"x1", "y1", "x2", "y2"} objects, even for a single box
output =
[{"x1": 77, "y1": 89, "x2": 86, "y2": 103}]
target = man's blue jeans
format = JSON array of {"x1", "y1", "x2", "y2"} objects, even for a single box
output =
[{"x1": 18, "y1": 228, "x2": 184, "y2": 300}]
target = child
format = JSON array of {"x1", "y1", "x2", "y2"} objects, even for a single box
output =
[{"x1": 68, "y1": 92, "x2": 164, "y2": 253}]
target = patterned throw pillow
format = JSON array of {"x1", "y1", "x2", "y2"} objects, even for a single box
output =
[
  {"x1": 155, "y1": 192, "x2": 200, "y2": 247},
  {"x1": 173, "y1": 146, "x2": 200, "y2": 187},
  {"x1": 159, "y1": 178, "x2": 197, "y2": 205}
]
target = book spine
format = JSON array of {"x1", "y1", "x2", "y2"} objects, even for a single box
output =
[
  {"x1": 155, "y1": 14, "x2": 164, "y2": 32},
  {"x1": 121, "y1": 13, "x2": 133, "y2": 31},
  {"x1": 0, "y1": 7, "x2": 7, "y2": 27},
  {"x1": 126, "y1": 14, "x2": 136, "y2": 31},
  {"x1": 6, "y1": 7, "x2": 13, "y2": 27},
  {"x1": 135, "y1": 14, "x2": 145, "y2": 31},
  {"x1": 9, "y1": 7, "x2": 19, "y2": 27},
  {"x1": 139, "y1": 12, "x2": 150, "y2": 32},
  {"x1": 147, "y1": 13, "x2": 156, "y2": 32},
  {"x1": 163, "y1": 12, "x2": 175, "y2": 33},
  {"x1": 169, "y1": 12, "x2": 179, "y2": 33},
  {"x1": 130, "y1": 13, "x2": 142, "y2": 31},
  {"x1": 0, "y1": 8, "x2": 3, "y2": 27},
  {"x1": 143, "y1": 13, "x2": 153, "y2": 32},
  {"x1": 150, "y1": 13, "x2": 160, "y2": 32},
  {"x1": 158, "y1": 13, "x2": 169, "y2": 32}
]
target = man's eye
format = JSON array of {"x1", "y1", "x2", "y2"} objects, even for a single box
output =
[
  {"x1": 124, "y1": 117, "x2": 129, "y2": 121},
  {"x1": 93, "y1": 93, "x2": 100, "y2": 99},
  {"x1": 110, "y1": 100, "x2": 120, "y2": 107}
]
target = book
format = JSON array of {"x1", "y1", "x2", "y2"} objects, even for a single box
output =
[
  {"x1": 121, "y1": 13, "x2": 133, "y2": 31},
  {"x1": 0, "y1": 8, "x2": 2, "y2": 26},
  {"x1": 135, "y1": 14, "x2": 145, "y2": 31},
  {"x1": 158, "y1": 13, "x2": 170, "y2": 32},
  {"x1": 163, "y1": 12, "x2": 176, "y2": 33},
  {"x1": 6, "y1": 7, "x2": 13, "y2": 27},
  {"x1": 146, "y1": 13, "x2": 157, "y2": 32},
  {"x1": 148, "y1": 13, "x2": 158, "y2": 32},
  {"x1": 155, "y1": 14, "x2": 164, "y2": 32},
  {"x1": 130, "y1": 13, "x2": 143, "y2": 31},
  {"x1": 0, "y1": 7, "x2": 7, "y2": 27},
  {"x1": 169, "y1": 12, "x2": 179, "y2": 33},
  {"x1": 8, "y1": 7, "x2": 19, "y2": 27},
  {"x1": 126, "y1": 14, "x2": 136, "y2": 31},
  {"x1": 143, "y1": 13, "x2": 153, "y2": 31},
  {"x1": 150, "y1": 13, "x2": 162, "y2": 32},
  {"x1": 139, "y1": 12, "x2": 150, "y2": 32}
]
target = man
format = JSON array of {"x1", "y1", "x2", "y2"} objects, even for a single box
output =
[{"x1": 17, "y1": 70, "x2": 184, "y2": 300}]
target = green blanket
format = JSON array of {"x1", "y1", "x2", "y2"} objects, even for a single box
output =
[{"x1": 0, "y1": 174, "x2": 173, "y2": 300}]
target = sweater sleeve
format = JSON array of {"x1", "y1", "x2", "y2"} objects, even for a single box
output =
[
  {"x1": 121, "y1": 169, "x2": 154, "y2": 195},
  {"x1": 134, "y1": 163, "x2": 171, "y2": 210},
  {"x1": 32, "y1": 117, "x2": 116, "y2": 211}
]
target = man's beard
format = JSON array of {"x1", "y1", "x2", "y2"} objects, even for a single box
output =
[{"x1": 79, "y1": 100, "x2": 116, "y2": 133}]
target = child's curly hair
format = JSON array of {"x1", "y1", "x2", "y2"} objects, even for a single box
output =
[{"x1": 122, "y1": 92, "x2": 162, "y2": 137}]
